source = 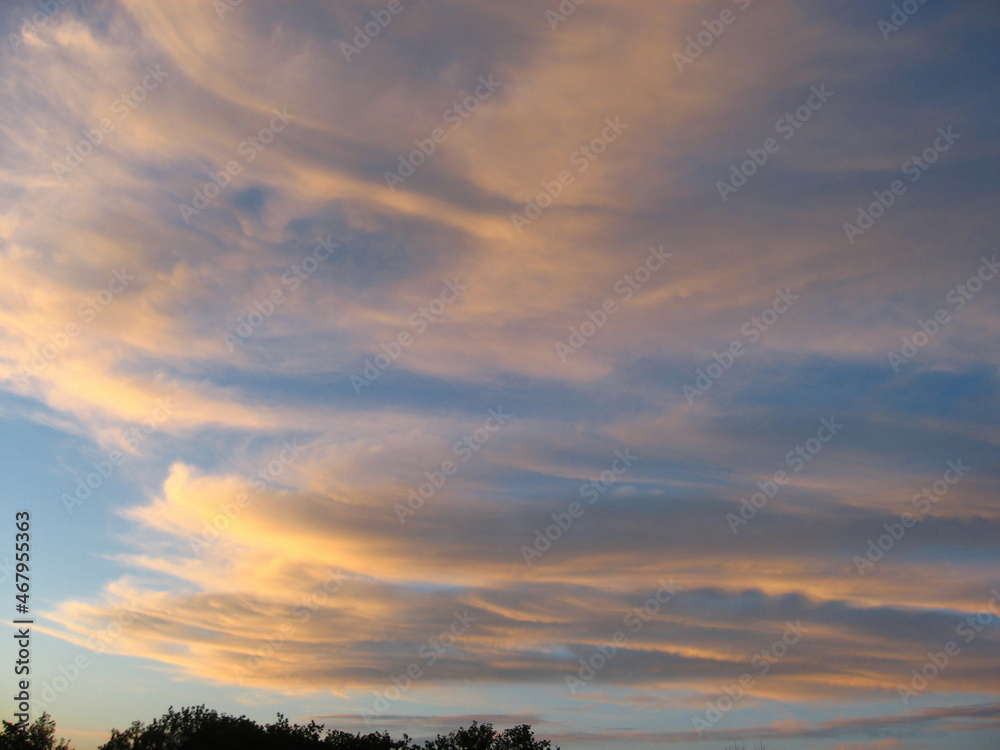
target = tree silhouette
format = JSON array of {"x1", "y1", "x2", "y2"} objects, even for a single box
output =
[
  {"x1": 422, "y1": 722, "x2": 554, "y2": 750},
  {"x1": 97, "y1": 707, "x2": 558, "y2": 750},
  {"x1": 3, "y1": 711, "x2": 769, "y2": 750},
  {"x1": 0, "y1": 714, "x2": 71, "y2": 750}
]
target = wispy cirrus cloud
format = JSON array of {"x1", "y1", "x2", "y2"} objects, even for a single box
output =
[{"x1": 2, "y1": 0, "x2": 998, "y2": 748}]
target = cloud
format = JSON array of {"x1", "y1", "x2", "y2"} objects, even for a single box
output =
[
  {"x1": 544, "y1": 701, "x2": 1000, "y2": 744},
  {"x1": 2, "y1": 0, "x2": 999, "y2": 747}
]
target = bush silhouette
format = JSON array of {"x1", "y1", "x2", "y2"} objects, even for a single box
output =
[
  {"x1": 0, "y1": 714, "x2": 71, "y2": 750},
  {"x1": 5, "y1": 710, "x2": 776, "y2": 750},
  {"x1": 96, "y1": 707, "x2": 557, "y2": 750}
]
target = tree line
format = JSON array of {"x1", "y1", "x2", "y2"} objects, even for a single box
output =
[{"x1": 0, "y1": 708, "x2": 557, "y2": 750}]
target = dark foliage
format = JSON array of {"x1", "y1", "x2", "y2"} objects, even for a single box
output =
[
  {"x1": 94, "y1": 707, "x2": 557, "y2": 750},
  {"x1": 0, "y1": 715, "x2": 71, "y2": 750}
]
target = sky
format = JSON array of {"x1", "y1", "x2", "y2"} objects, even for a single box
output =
[{"x1": 1, "y1": 0, "x2": 999, "y2": 748}]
